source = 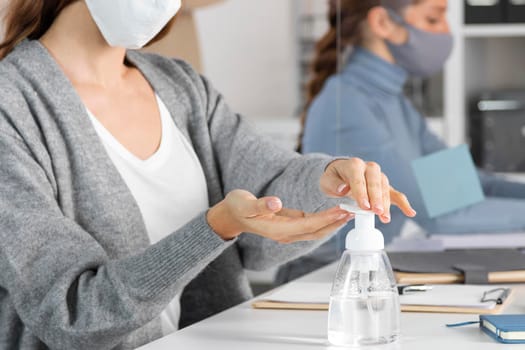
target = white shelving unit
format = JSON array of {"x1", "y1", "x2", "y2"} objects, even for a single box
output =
[
  {"x1": 463, "y1": 23, "x2": 525, "y2": 37},
  {"x1": 444, "y1": 2, "x2": 525, "y2": 146}
]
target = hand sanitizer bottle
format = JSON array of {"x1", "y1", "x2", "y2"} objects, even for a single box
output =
[{"x1": 327, "y1": 204, "x2": 400, "y2": 347}]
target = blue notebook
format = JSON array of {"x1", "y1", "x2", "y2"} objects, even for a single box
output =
[
  {"x1": 411, "y1": 144, "x2": 485, "y2": 218},
  {"x1": 480, "y1": 314, "x2": 525, "y2": 344}
]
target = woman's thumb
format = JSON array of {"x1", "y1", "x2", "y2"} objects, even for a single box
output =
[{"x1": 248, "y1": 197, "x2": 282, "y2": 217}]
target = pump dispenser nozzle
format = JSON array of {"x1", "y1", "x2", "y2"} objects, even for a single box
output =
[{"x1": 339, "y1": 204, "x2": 384, "y2": 251}]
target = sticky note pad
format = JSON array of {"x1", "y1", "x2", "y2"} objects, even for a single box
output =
[{"x1": 411, "y1": 144, "x2": 484, "y2": 218}]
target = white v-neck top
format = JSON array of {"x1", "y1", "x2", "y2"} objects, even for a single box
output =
[{"x1": 87, "y1": 94, "x2": 209, "y2": 335}]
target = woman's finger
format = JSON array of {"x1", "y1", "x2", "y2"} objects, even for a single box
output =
[
  {"x1": 322, "y1": 159, "x2": 369, "y2": 207},
  {"x1": 379, "y1": 174, "x2": 391, "y2": 223},
  {"x1": 249, "y1": 206, "x2": 351, "y2": 239},
  {"x1": 277, "y1": 207, "x2": 306, "y2": 218},
  {"x1": 322, "y1": 159, "x2": 416, "y2": 221},
  {"x1": 342, "y1": 158, "x2": 371, "y2": 210},
  {"x1": 288, "y1": 213, "x2": 355, "y2": 243},
  {"x1": 227, "y1": 190, "x2": 282, "y2": 218},
  {"x1": 364, "y1": 161, "x2": 384, "y2": 216},
  {"x1": 390, "y1": 187, "x2": 417, "y2": 217},
  {"x1": 320, "y1": 161, "x2": 351, "y2": 197}
]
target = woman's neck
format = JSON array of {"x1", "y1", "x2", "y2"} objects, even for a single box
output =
[
  {"x1": 360, "y1": 38, "x2": 396, "y2": 64},
  {"x1": 39, "y1": 1, "x2": 128, "y2": 88}
]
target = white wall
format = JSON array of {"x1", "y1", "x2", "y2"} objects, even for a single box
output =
[
  {"x1": 195, "y1": 0, "x2": 298, "y2": 119},
  {"x1": 0, "y1": 0, "x2": 6, "y2": 40}
]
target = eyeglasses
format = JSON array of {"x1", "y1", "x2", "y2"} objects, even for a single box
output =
[{"x1": 481, "y1": 288, "x2": 511, "y2": 305}]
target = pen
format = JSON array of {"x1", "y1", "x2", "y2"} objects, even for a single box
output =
[{"x1": 397, "y1": 284, "x2": 433, "y2": 295}]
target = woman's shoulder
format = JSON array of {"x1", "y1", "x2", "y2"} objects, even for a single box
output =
[
  {"x1": 309, "y1": 74, "x2": 377, "y2": 121},
  {"x1": 128, "y1": 51, "x2": 206, "y2": 90},
  {"x1": 0, "y1": 41, "x2": 76, "y2": 141},
  {"x1": 322, "y1": 74, "x2": 375, "y2": 105},
  {"x1": 0, "y1": 61, "x2": 34, "y2": 142},
  {"x1": 127, "y1": 50, "x2": 215, "y2": 111},
  {"x1": 133, "y1": 50, "x2": 197, "y2": 74}
]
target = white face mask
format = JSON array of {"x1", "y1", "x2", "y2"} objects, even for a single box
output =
[{"x1": 85, "y1": 0, "x2": 182, "y2": 49}]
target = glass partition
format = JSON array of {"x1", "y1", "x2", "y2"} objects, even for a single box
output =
[{"x1": 193, "y1": 0, "x2": 329, "y2": 150}]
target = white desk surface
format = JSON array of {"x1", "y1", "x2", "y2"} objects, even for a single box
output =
[{"x1": 138, "y1": 264, "x2": 525, "y2": 349}]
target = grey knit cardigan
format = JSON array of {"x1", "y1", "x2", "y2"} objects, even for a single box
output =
[{"x1": 0, "y1": 40, "x2": 336, "y2": 349}]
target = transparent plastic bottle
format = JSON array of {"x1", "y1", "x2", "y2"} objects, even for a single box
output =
[{"x1": 327, "y1": 205, "x2": 400, "y2": 347}]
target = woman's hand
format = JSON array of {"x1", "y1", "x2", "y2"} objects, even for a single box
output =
[
  {"x1": 207, "y1": 157, "x2": 415, "y2": 242},
  {"x1": 321, "y1": 158, "x2": 417, "y2": 223},
  {"x1": 207, "y1": 189, "x2": 354, "y2": 242}
]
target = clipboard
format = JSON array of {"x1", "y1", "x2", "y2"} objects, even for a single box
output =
[
  {"x1": 395, "y1": 270, "x2": 525, "y2": 285},
  {"x1": 389, "y1": 249, "x2": 525, "y2": 285},
  {"x1": 252, "y1": 282, "x2": 514, "y2": 315}
]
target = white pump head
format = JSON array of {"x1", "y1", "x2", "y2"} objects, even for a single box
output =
[{"x1": 339, "y1": 204, "x2": 384, "y2": 251}]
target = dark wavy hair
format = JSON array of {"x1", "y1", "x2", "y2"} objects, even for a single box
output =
[{"x1": 0, "y1": 0, "x2": 176, "y2": 59}]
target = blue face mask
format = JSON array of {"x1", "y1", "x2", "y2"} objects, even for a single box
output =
[{"x1": 386, "y1": 10, "x2": 454, "y2": 78}]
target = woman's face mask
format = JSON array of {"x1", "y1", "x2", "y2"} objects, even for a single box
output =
[
  {"x1": 385, "y1": 10, "x2": 453, "y2": 78},
  {"x1": 85, "y1": 0, "x2": 182, "y2": 49}
]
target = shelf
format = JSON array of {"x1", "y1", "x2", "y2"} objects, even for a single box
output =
[
  {"x1": 496, "y1": 172, "x2": 525, "y2": 183},
  {"x1": 426, "y1": 117, "x2": 446, "y2": 140},
  {"x1": 463, "y1": 24, "x2": 525, "y2": 38}
]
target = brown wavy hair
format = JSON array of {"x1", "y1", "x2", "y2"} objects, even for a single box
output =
[
  {"x1": 298, "y1": 0, "x2": 418, "y2": 152},
  {"x1": 0, "y1": 0, "x2": 176, "y2": 59}
]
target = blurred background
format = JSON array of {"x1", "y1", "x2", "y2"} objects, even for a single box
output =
[
  {"x1": 143, "y1": 0, "x2": 525, "y2": 293},
  {"x1": 3, "y1": 0, "x2": 522, "y2": 293}
]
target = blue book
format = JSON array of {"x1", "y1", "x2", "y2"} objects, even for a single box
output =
[
  {"x1": 411, "y1": 144, "x2": 485, "y2": 218},
  {"x1": 480, "y1": 314, "x2": 525, "y2": 344}
]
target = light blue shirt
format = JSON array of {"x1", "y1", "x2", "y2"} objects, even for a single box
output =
[{"x1": 304, "y1": 48, "x2": 525, "y2": 250}]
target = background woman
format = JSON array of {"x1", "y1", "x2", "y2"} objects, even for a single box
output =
[{"x1": 277, "y1": 0, "x2": 525, "y2": 284}]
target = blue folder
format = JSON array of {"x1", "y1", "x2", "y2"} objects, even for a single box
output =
[{"x1": 411, "y1": 144, "x2": 485, "y2": 218}]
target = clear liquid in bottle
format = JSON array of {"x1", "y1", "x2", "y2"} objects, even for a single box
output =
[{"x1": 328, "y1": 291, "x2": 400, "y2": 346}]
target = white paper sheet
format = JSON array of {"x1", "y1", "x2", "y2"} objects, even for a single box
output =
[
  {"x1": 264, "y1": 282, "x2": 502, "y2": 309},
  {"x1": 387, "y1": 232, "x2": 525, "y2": 252}
]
